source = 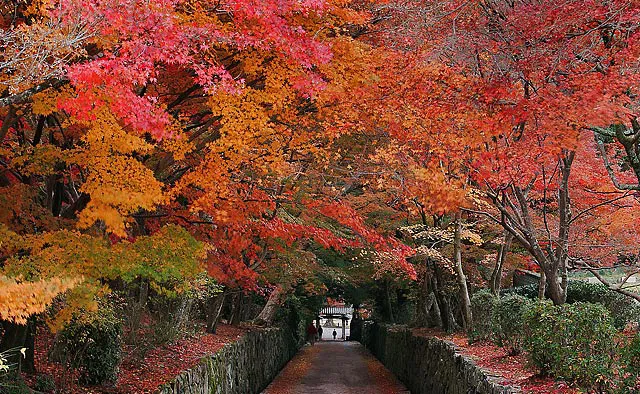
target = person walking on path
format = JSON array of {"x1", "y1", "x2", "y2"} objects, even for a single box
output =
[
  {"x1": 332, "y1": 329, "x2": 337, "y2": 341},
  {"x1": 317, "y1": 325, "x2": 323, "y2": 341},
  {"x1": 307, "y1": 323, "x2": 318, "y2": 346}
]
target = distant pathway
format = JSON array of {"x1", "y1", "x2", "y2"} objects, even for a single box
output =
[{"x1": 262, "y1": 341, "x2": 409, "y2": 394}]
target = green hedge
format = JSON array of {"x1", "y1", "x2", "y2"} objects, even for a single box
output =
[
  {"x1": 522, "y1": 301, "x2": 616, "y2": 388},
  {"x1": 491, "y1": 294, "x2": 532, "y2": 355},
  {"x1": 470, "y1": 289, "x2": 498, "y2": 342},
  {"x1": 52, "y1": 308, "x2": 122, "y2": 384},
  {"x1": 470, "y1": 291, "x2": 532, "y2": 354},
  {"x1": 501, "y1": 283, "x2": 539, "y2": 299},
  {"x1": 502, "y1": 281, "x2": 640, "y2": 329},
  {"x1": 621, "y1": 333, "x2": 640, "y2": 392},
  {"x1": 565, "y1": 282, "x2": 640, "y2": 329}
]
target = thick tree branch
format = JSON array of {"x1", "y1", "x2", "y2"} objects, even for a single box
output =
[
  {"x1": 0, "y1": 105, "x2": 17, "y2": 142},
  {"x1": 0, "y1": 78, "x2": 69, "y2": 107},
  {"x1": 582, "y1": 264, "x2": 640, "y2": 302},
  {"x1": 594, "y1": 131, "x2": 640, "y2": 190}
]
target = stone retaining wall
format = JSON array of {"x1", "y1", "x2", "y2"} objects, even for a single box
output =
[
  {"x1": 360, "y1": 322, "x2": 519, "y2": 394},
  {"x1": 157, "y1": 327, "x2": 298, "y2": 394}
]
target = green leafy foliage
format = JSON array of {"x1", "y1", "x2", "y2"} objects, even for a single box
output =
[
  {"x1": 0, "y1": 373, "x2": 31, "y2": 394},
  {"x1": 564, "y1": 281, "x2": 640, "y2": 329},
  {"x1": 522, "y1": 301, "x2": 616, "y2": 388},
  {"x1": 0, "y1": 347, "x2": 29, "y2": 393},
  {"x1": 621, "y1": 333, "x2": 640, "y2": 392},
  {"x1": 274, "y1": 287, "x2": 323, "y2": 346},
  {"x1": 503, "y1": 282, "x2": 640, "y2": 329},
  {"x1": 33, "y1": 374, "x2": 56, "y2": 392},
  {"x1": 491, "y1": 294, "x2": 532, "y2": 355},
  {"x1": 469, "y1": 289, "x2": 497, "y2": 342},
  {"x1": 501, "y1": 284, "x2": 539, "y2": 299},
  {"x1": 52, "y1": 307, "x2": 122, "y2": 385},
  {"x1": 121, "y1": 225, "x2": 206, "y2": 285},
  {"x1": 0, "y1": 349, "x2": 30, "y2": 394}
]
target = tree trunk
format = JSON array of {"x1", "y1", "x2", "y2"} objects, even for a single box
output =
[
  {"x1": 488, "y1": 154, "x2": 575, "y2": 306},
  {"x1": 426, "y1": 291, "x2": 442, "y2": 327},
  {"x1": 175, "y1": 297, "x2": 193, "y2": 331},
  {"x1": 537, "y1": 269, "x2": 546, "y2": 300},
  {"x1": 126, "y1": 279, "x2": 149, "y2": 343},
  {"x1": 545, "y1": 266, "x2": 568, "y2": 305},
  {"x1": 547, "y1": 151, "x2": 573, "y2": 305},
  {"x1": 542, "y1": 151, "x2": 575, "y2": 305},
  {"x1": 453, "y1": 212, "x2": 473, "y2": 331},
  {"x1": 0, "y1": 105, "x2": 17, "y2": 143},
  {"x1": 432, "y1": 266, "x2": 457, "y2": 332},
  {"x1": 412, "y1": 263, "x2": 431, "y2": 327},
  {"x1": 229, "y1": 293, "x2": 245, "y2": 325},
  {"x1": 490, "y1": 231, "x2": 513, "y2": 296},
  {"x1": 255, "y1": 286, "x2": 284, "y2": 326},
  {"x1": 384, "y1": 279, "x2": 395, "y2": 323},
  {"x1": 439, "y1": 296, "x2": 457, "y2": 333},
  {"x1": 206, "y1": 290, "x2": 226, "y2": 334}
]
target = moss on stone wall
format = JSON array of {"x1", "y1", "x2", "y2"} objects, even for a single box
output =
[
  {"x1": 157, "y1": 327, "x2": 298, "y2": 394},
  {"x1": 361, "y1": 322, "x2": 518, "y2": 394}
]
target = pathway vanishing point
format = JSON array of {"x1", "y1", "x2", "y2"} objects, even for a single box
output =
[{"x1": 262, "y1": 341, "x2": 410, "y2": 394}]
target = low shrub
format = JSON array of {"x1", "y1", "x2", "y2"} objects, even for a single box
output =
[
  {"x1": 51, "y1": 307, "x2": 122, "y2": 385},
  {"x1": 492, "y1": 294, "x2": 532, "y2": 354},
  {"x1": 620, "y1": 333, "x2": 640, "y2": 392},
  {"x1": 503, "y1": 281, "x2": 640, "y2": 329},
  {"x1": 502, "y1": 283, "x2": 539, "y2": 299},
  {"x1": 0, "y1": 349, "x2": 30, "y2": 393},
  {"x1": 470, "y1": 289, "x2": 498, "y2": 342},
  {"x1": 522, "y1": 301, "x2": 616, "y2": 389},
  {"x1": 34, "y1": 373, "x2": 56, "y2": 392},
  {"x1": 0, "y1": 372, "x2": 31, "y2": 394},
  {"x1": 565, "y1": 281, "x2": 640, "y2": 329}
]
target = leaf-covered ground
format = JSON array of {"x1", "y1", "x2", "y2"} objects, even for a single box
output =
[
  {"x1": 260, "y1": 343, "x2": 317, "y2": 394},
  {"x1": 23, "y1": 323, "x2": 246, "y2": 393}
]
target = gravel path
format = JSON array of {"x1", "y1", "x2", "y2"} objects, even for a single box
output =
[{"x1": 262, "y1": 341, "x2": 409, "y2": 394}]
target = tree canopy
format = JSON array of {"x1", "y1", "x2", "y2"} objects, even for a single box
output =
[{"x1": 1, "y1": 0, "x2": 640, "y2": 331}]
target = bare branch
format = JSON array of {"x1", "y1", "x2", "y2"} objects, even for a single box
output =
[
  {"x1": 583, "y1": 264, "x2": 640, "y2": 302},
  {"x1": 569, "y1": 191, "x2": 635, "y2": 224}
]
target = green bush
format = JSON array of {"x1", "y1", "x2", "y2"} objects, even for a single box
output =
[
  {"x1": 0, "y1": 372, "x2": 31, "y2": 394},
  {"x1": 565, "y1": 281, "x2": 640, "y2": 329},
  {"x1": 522, "y1": 301, "x2": 616, "y2": 388},
  {"x1": 470, "y1": 289, "x2": 498, "y2": 342},
  {"x1": 502, "y1": 283, "x2": 539, "y2": 299},
  {"x1": 52, "y1": 307, "x2": 122, "y2": 385},
  {"x1": 621, "y1": 333, "x2": 640, "y2": 392},
  {"x1": 0, "y1": 348, "x2": 31, "y2": 394},
  {"x1": 503, "y1": 281, "x2": 640, "y2": 329},
  {"x1": 492, "y1": 294, "x2": 532, "y2": 354},
  {"x1": 34, "y1": 374, "x2": 56, "y2": 392}
]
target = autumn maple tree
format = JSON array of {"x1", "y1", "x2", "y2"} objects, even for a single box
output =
[
  {"x1": 2, "y1": 0, "x2": 640, "y2": 390},
  {"x1": 359, "y1": 0, "x2": 640, "y2": 306},
  {"x1": 0, "y1": 0, "x2": 427, "y2": 373}
]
